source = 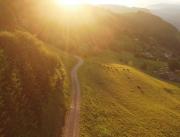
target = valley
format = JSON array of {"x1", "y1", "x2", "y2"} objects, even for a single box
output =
[{"x1": 0, "y1": 1, "x2": 180, "y2": 137}]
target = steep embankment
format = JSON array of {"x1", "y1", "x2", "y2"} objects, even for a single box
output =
[
  {"x1": 79, "y1": 54, "x2": 180, "y2": 137},
  {"x1": 0, "y1": 31, "x2": 67, "y2": 137}
]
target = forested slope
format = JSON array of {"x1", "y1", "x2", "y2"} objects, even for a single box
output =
[{"x1": 0, "y1": 31, "x2": 66, "y2": 137}]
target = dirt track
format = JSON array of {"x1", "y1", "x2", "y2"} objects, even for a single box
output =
[{"x1": 63, "y1": 56, "x2": 84, "y2": 137}]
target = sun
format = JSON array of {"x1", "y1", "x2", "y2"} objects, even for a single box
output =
[{"x1": 56, "y1": 0, "x2": 84, "y2": 6}]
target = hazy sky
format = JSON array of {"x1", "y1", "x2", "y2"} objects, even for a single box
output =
[{"x1": 87, "y1": 0, "x2": 180, "y2": 7}]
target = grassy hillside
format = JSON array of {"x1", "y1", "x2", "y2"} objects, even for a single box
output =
[
  {"x1": 0, "y1": 31, "x2": 67, "y2": 137},
  {"x1": 79, "y1": 54, "x2": 180, "y2": 137}
]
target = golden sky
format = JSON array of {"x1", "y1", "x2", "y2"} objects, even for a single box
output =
[{"x1": 62, "y1": 0, "x2": 180, "y2": 7}]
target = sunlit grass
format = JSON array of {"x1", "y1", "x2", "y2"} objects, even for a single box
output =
[{"x1": 79, "y1": 53, "x2": 180, "y2": 137}]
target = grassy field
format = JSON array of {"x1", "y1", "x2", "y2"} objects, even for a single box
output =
[{"x1": 79, "y1": 53, "x2": 180, "y2": 137}]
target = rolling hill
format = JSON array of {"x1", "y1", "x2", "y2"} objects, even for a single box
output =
[{"x1": 79, "y1": 53, "x2": 180, "y2": 137}]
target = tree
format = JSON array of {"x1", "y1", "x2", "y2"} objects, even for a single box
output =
[{"x1": 168, "y1": 59, "x2": 180, "y2": 71}]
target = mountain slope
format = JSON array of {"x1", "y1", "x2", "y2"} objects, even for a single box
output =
[
  {"x1": 0, "y1": 31, "x2": 66, "y2": 137},
  {"x1": 79, "y1": 53, "x2": 180, "y2": 137},
  {"x1": 121, "y1": 12, "x2": 180, "y2": 52},
  {"x1": 0, "y1": 1, "x2": 179, "y2": 54}
]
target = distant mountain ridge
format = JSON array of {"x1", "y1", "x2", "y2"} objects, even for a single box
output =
[
  {"x1": 99, "y1": 4, "x2": 150, "y2": 13},
  {"x1": 99, "y1": 4, "x2": 180, "y2": 31},
  {"x1": 148, "y1": 3, "x2": 180, "y2": 30}
]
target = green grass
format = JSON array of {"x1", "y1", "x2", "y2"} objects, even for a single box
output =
[{"x1": 79, "y1": 53, "x2": 180, "y2": 137}]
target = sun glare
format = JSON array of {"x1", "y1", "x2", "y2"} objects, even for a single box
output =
[
  {"x1": 55, "y1": 0, "x2": 138, "y2": 8},
  {"x1": 56, "y1": 0, "x2": 84, "y2": 6}
]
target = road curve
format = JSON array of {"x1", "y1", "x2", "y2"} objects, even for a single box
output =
[{"x1": 63, "y1": 56, "x2": 84, "y2": 137}]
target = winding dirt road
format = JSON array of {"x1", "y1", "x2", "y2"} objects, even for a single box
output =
[{"x1": 63, "y1": 56, "x2": 84, "y2": 137}]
